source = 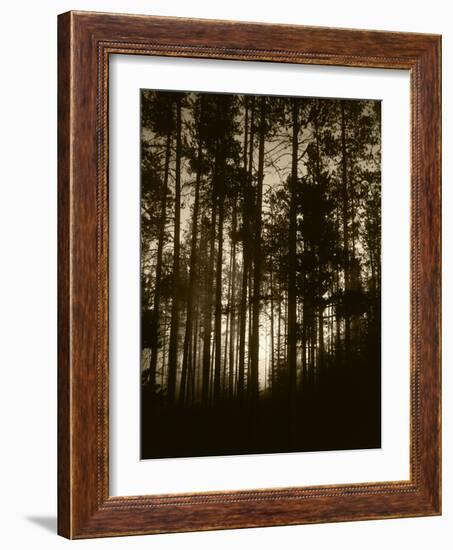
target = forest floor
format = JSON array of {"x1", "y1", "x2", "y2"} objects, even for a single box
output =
[{"x1": 141, "y1": 359, "x2": 381, "y2": 459}]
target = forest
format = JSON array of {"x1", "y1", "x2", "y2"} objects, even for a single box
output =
[{"x1": 140, "y1": 89, "x2": 381, "y2": 459}]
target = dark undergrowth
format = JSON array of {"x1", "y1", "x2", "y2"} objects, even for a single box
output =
[{"x1": 141, "y1": 355, "x2": 380, "y2": 459}]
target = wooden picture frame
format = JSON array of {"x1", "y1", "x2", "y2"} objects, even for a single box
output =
[{"x1": 58, "y1": 10, "x2": 441, "y2": 539}]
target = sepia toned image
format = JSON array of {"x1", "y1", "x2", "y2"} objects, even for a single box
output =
[{"x1": 140, "y1": 89, "x2": 381, "y2": 459}]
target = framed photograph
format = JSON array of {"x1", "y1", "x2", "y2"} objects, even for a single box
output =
[{"x1": 58, "y1": 11, "x2": 441, "y2": 538}]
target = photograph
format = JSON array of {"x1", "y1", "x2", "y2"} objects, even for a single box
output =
[{"x1": 140, "y1": 89, "x2": 382, "y2": 459}]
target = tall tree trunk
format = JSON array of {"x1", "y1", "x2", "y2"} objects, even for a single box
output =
[
  {"x1": 301, "y1": 304, "x2": 307, "y2": 381},
  {"x1": 238, "y1": 98, "x2": 252, "y2": 399},
  {"x1": 247, "y1": 268, "x2": 253, "y2": 382},
  {"x1": 148, "y1": 130, "x2": 171, "y2": 388},
  {"x1": 314, "y1": 102, "x2": 324, "y2": 373},
  {"x1": 228, "y1": 207, "x2": 237, "y2": 397},
  {"x1": 269, "y1": 257, "x2": 275, "y2": 393},
  {"x1": 335, "y1": 209, "x2": 342, "y2": 353},
  {"x1": 250, "y1": 97, "x2": 266, "y2": 398},
  {"x1": 238, "y1": 241, "x2": 248, "y2": 398},
  {"x1": 202, "y1": 202, "x2": 217, "y2": 404},
  {"x1": 340, "y1": 101, "x2": 351, "y2": 354},
  {"x1": 213, "y1": 191, "x2": 225, "y2": 400},
  {"x1": 318, "y1": 307, "x2": 324, "y2": 371},
  {"x1": 277, "y1": 282, "x2": 282, "y2": 386},
  {"x1": 160, "y1": 297, "x2": 169, "y2": 389},
  {"x1": 235, "y1": 307, "x2": 241, "y2": 393},
  {"x1": 223, "y1": 248, "x2": 233, "y2": 393},
  {"x1": 287, "y1": 99, "x2": 299, "y2": 396},
  {"x1": 180, "y1": 109, "x2": 204, "y2": 404},
  {"x1": 167, "y1": 97, "x2": 182, "y2": 401}
]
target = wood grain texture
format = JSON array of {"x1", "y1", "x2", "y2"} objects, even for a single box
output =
[
  {"x1": 57, "y1": 10, "x2": 441, "y2": 539},
  {"x1": 57, "y1": 11, "x2": 71, "y2": 538}
]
